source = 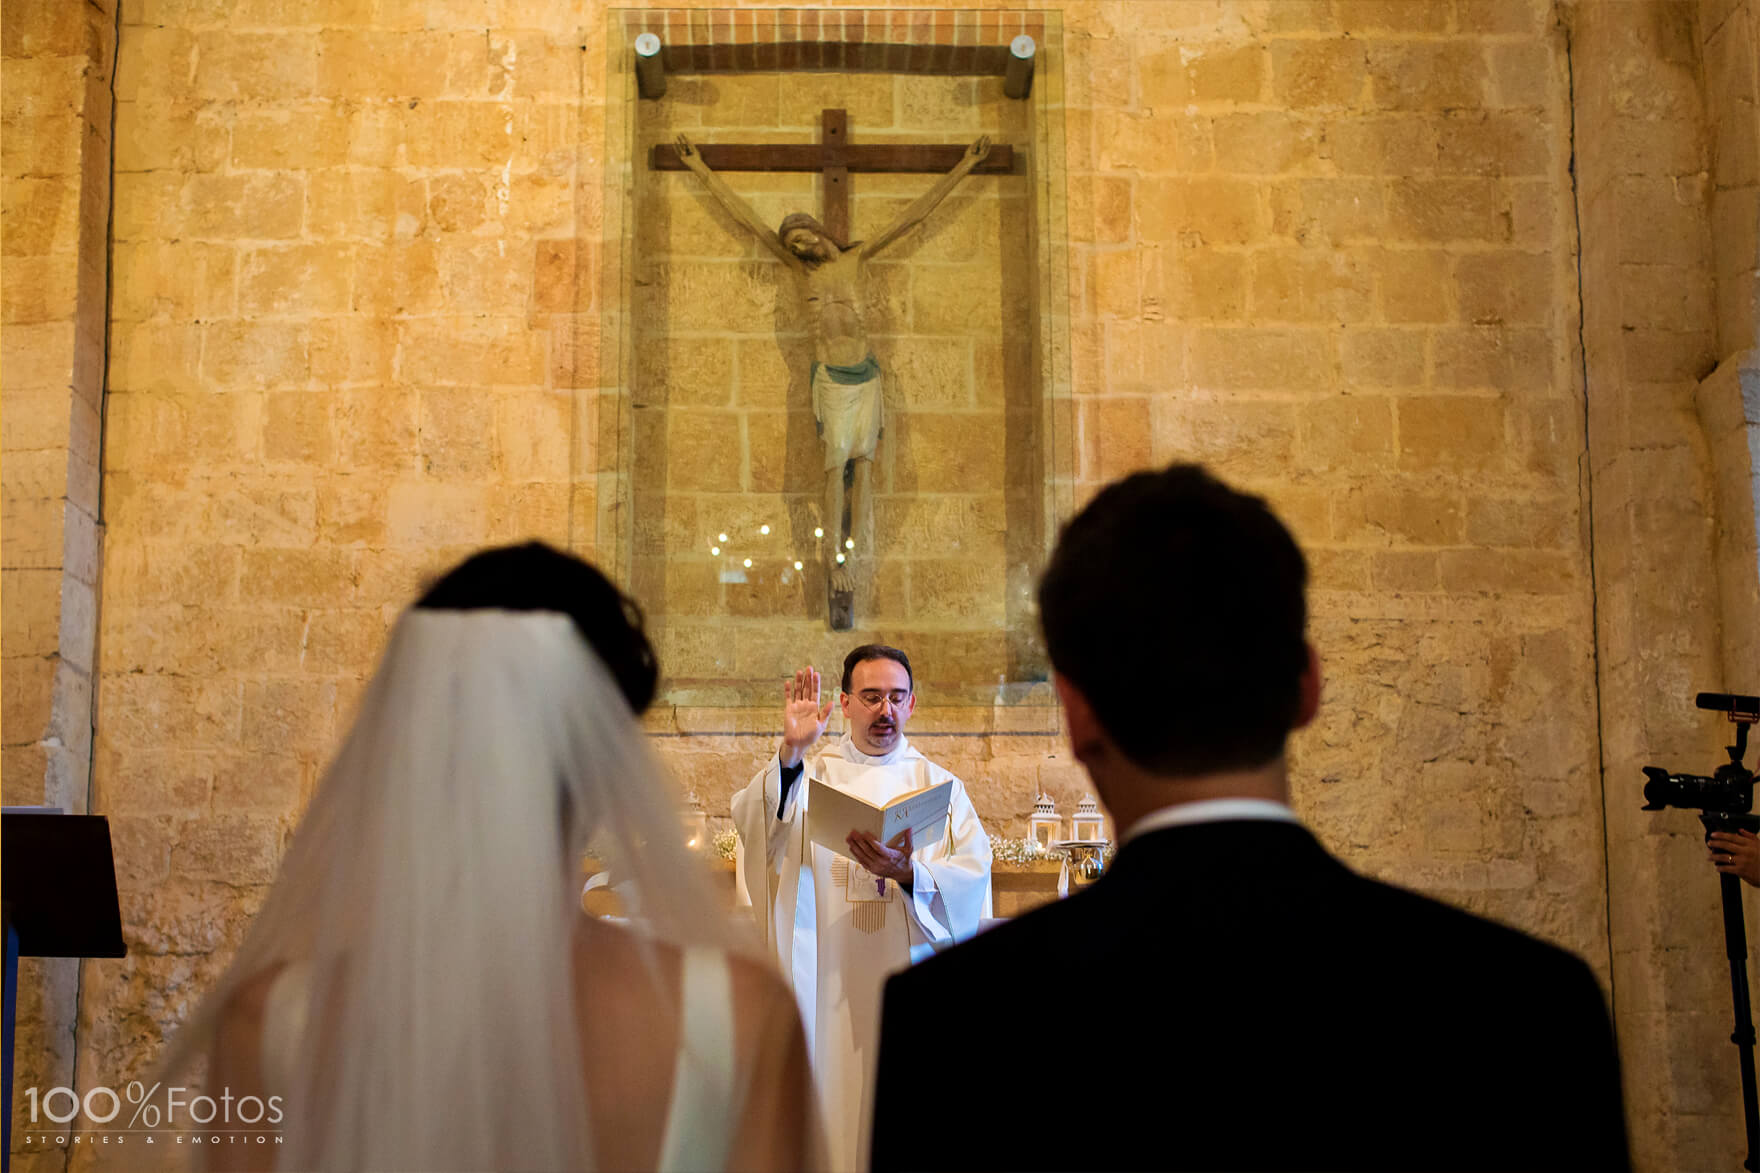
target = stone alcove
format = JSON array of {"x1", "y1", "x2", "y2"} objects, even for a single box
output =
[{"x1": 592, "y1": 9, "x2": 1075, "y2": 710}]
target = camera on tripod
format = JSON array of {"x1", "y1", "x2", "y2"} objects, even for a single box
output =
[
  {"x1": 1641, "y1": 691, "x2": 1760, "y2": 1169},
  {"x1": 1641, "y1": 692, "x2": 1760, "y2": 824}
]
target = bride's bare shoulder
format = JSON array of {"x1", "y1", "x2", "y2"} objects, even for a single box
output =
[
  {"x1": 570, "y1": 915, "x2": 679, "y2": 965},
  {"x1": 571, "y1": 917, "x2": 791, "y2": 1016}
]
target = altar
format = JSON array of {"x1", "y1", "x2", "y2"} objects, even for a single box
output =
[{"x1": 582, "y1": 840, "x2": 1093, "y2": 921}]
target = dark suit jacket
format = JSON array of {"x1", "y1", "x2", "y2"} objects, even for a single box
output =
[{"x1": 871, "y1": 820, "x2": 1629, "y2": 1172}]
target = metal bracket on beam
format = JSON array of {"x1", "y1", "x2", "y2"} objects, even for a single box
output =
[
  {"x1": 635, "y1": 32, "x2": 666, "y2": 100},
  {"x1": 1004, "y1": 34, "x2": 1035, "y2": 100}
]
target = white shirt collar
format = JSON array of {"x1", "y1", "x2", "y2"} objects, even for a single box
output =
[
  {"x1": 1121, "y1": 798, "x2": 1300, "y2": 845},
  {"x1": 835, "y1": 734, "x2": 915, "y2": 767}
]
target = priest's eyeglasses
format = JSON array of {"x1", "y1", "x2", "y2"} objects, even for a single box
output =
[{"x1": 852, "y1": 689, "x2": 911, "y2": 711}]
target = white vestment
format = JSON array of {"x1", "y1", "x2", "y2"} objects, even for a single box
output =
[{"x1": 732, "y1": 736, "x2": 991, "y2": 1172}]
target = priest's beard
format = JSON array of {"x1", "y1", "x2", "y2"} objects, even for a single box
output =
[{"x1": 858, "y1": 717, "x2": 900, "y2": 753}]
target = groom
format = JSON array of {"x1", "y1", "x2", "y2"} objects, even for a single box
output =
[
  {"x1": 871, "y1": 465, "x2": 1630, "y2": 1171},
  {"x1": 732, "y1": 645, "x2": 991, "y2": 1172}
]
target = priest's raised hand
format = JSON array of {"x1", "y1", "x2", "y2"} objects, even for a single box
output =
[{"x1": 778, "y1": 666, "x2": 834, "y2": 770}]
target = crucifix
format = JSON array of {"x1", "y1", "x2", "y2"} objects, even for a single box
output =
[{"x1": 654, "y1": 110, "x2": 1012, "y2": 630}]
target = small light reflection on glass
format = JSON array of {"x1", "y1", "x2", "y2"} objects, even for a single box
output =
[
  {"x1": 814, "y1": 527, "x2": 824, "y2": 538},
  {"x1": 711, "y1": 546, "x2": 720, "y2": 556},
  {"x1": 760, "y1": 524, "x2": 771, "y2": 535},
  {"x1": 743, "y1": 558, "x2": 752, "y2": 568}
]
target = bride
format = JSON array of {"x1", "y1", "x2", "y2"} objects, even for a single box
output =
[{"x1": 158, "y1": 543, "x2": 821, "y2": 1171}]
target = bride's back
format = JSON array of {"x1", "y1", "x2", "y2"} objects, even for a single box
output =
[
  {"x1": 209, "y1": 915, "x2": 814, "y2": 1172},
  {"x1": 573, "y1": 917, "x2": 814, "y2": 1171}
]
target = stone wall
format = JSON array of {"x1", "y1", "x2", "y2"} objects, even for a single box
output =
[
  {"x1": 3, "y1": 3, "x2": 117, "y2": 1171},
  {"x1": 1702, "y1": 0, "x2": 1760, "y2": 355},
  {"x1": 1697, "y1": 0, "x2": 1760, "y2": 688},
  {"x1": 639, "y1": 5, "x2": 1615, "y2": 988},
  {"x1": 1574, "y1": 2, "x2": 1760, "y2": 1167},
  {"x1": 6, "y1": 1, "x2": 1752, "y2": 1171},
  {"x1": 65, "y1": 3, "x2": 591, "y2": 1170}
]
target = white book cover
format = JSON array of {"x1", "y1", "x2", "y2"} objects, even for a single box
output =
[{"x1": 807, "y1": 774, "x2": 952, "y2": 858}]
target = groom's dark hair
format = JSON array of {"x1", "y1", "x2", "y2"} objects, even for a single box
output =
[
  {"x1": 1038, "y1": 464, "x2": 1308, "y2": 777},
  {"x1": 842, "y1": 645, "x2": 913, "y2": 694},
  {"x1": 418, "y1": 542, "x2": 659, "y2": 714}
]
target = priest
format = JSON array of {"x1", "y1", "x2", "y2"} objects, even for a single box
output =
[{"x1": 732, "y1": 645, "x2": 991, "y2": 1171}]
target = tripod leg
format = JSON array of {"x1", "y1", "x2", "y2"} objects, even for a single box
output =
[{"x1": 1720, "y1": 874, "x2": 1760, "y2": 1171}]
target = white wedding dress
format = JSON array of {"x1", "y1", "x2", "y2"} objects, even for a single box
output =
[{"x1": 257, "y1": 944, "x2": 744, "y2": 1171}]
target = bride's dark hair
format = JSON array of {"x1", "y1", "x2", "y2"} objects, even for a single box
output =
[{"x1": 416, "y1": 542, "x2": 659, "y2": 714}]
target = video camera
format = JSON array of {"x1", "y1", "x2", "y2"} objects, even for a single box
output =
[
  {"x1": 1641, "y1": 690, "x2": 1760, "y2": 1168},
  {"x1": 1641, "y1": 692, "x2": 1760, "y2": 827}
]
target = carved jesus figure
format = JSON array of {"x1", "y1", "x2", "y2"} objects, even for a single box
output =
[{"x1": 674, "y1": 132, "x2": 993, "y2": 599}]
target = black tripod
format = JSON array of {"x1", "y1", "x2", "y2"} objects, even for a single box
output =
[{"x1": 1702, "y1": 712, "x2": 1760, "y2": 1171}]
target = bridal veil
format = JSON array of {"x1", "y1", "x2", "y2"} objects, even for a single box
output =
[{"x1": 158, "y1": 604, "x2": 756, "y2": 1171}]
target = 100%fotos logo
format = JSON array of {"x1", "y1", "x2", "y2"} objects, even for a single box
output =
[{"x1": 25, "y1": 1081, "x2": 285, "y2": 1128}]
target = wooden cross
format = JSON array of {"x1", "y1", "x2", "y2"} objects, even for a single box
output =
[{"x1": 651, "y1": 108, "x2": 1013, "y2": 246}]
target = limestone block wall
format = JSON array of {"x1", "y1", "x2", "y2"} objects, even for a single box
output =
[
  {"x1": 634, "y1": 4, "x2": 1613, "y2": 980},
  {"x1": 1048, "y1": 4, "x2": 1610, "y2": 982},
  {"x1": 1695, "y1": 356, "x2": 1760, "y2": 687},
  {"x1": 2, "y1": 0, "x2": 114, "y2": 818},
  {"x1": 1696, "y1": 0, "x2": 1760, "y2": 690},
  {"x1": 1701, "y1": 0, "x2": 1760, "y2": 355},
  {"x1": 4, "y1": 0, "x2": 1723, "y2": 1169},
  {"x1": 1574, "y1": 2, "x2": 1760, "y2": 1168},
  {"x1": 62, "y1": 3, "x2": 592, "y2": 1170},
  {"x1": 2, "y1": 3, "x2": 116, "y2": 1170}
]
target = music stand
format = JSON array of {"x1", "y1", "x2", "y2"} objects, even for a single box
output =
[{"x1": 2, "y1": 812, "x2": 126, "y2": 1173}]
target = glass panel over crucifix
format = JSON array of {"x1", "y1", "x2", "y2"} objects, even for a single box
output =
[
  {"x1": 663, "y1": 113, "x2": 1007, "y2": 623},
  {"x1": 604, "y1": 18, "x2": 1072, "y2": 708}
]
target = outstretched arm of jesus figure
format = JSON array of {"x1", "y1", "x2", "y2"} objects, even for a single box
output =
[
  {"x1": 673, "y1": 133, "x2": 806, "y2": 272},
  {"x1": 858, "y1": 134, "x2": 992, "y2": 260}
]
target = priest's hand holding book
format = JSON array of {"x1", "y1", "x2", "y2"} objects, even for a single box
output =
[{"x1": 847, "y1": 826, "x2": 914, "y2": 888}]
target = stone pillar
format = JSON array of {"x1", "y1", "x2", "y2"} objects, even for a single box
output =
[
  {"x1": 1, "y1": 2, "x2": 117, "y2": 1170},
  {"x1": 1701, "y1": 0, "x2": 1760, "y2": 357},
  {"x1": 1697, "y1": 0, "x2": 1760, "y2": 686},
  {"x1": 1694, "y1": 354, "x2": 1760, "y2": 685},
  {"x1": 1572, "y1": 1, "x2": 1747, "y2": 1166}
]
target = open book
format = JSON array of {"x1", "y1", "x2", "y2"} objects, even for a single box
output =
[{"x1": 807, "y1": 776, "x2": 952, "y2": 858}]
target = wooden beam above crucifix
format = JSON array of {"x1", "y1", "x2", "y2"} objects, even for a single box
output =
[{"x1": 652, "y1": 108, "x2": 1013, "y2": 247}]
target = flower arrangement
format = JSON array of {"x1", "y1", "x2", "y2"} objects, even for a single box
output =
[
  {"x1": 990, "y1": 837, "x2": 1068, "y2": 865},
  {"x1": 711, "y1": 826, "x2": 739, "y2": 861}
]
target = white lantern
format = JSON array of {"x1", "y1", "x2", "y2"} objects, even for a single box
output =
[
  {"x1": 681, "y1": 790, "x2": 708, "y2": 851},
  {"x1": 1028, "y1": 792, "x2": 1063, "y2": 851},
  {"x1": 1071, "y1": 794, "x2": 1107, "y2": 844}
]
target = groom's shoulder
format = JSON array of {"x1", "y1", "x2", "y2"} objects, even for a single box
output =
[{"x1": 888, "y1": 882, "x2": 1096, "y2": 1003}]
